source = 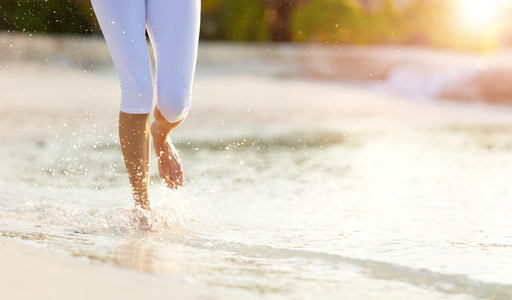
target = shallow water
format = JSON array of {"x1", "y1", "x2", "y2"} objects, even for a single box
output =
[{"x1": 1, "y1": 115, "x2": 512, "y2": 299}]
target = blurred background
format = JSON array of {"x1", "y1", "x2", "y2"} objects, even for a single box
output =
[
  {"x1": 2, "y1": 0, "x2": 512, "y2": 49},
  {"x1": 3, "y1": 0, "x2": 512, "y2": 106}
]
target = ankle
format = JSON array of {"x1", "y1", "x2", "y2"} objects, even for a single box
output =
[
  {"x1": 132, "y1": 189, "x2": 150, "y2": 209},
  {"x1": 134, "y1": 197, "x2": 150, "y2": 210},
  {"x1": 150, "y1": 122, "x2": 168, "y2": 143}
]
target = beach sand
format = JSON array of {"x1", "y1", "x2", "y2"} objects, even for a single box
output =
[{"x1": 0, "y1": 238, "x2": 259, "y2": 300}]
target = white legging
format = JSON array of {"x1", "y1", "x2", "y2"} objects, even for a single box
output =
[{"x1": 90, "y1": 0, "x2": 200, "y2": 123}]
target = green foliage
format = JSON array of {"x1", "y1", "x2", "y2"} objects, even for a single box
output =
[
  {"x1": 292, "y1": 0, "x2": 404, "y2": 44},
  {"x1": 291, "y1": 0, "x2": 361, "y2": 43},
  {"x1": 0, "y1": 0, "x2": 501, "y2": 51},
  {"x1": 200, "y1": 0, "x2": 270, "y2": 41},
  {"x1": 0, "y1": 0, "x2": 96, "y2": 34},
  {"x1": 290, "y1": 0, "x2": 499, "y2": 51},
  {"x1": 362, "y1": 0, "x2": 403, "y2": 44}
]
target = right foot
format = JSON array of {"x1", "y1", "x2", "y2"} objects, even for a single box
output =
[
  {"x1": 151, "y1": 123, "x2": 184, "y2": 190},
  {"x1": 132, "y1": 208, "x2": 154, "y2": 232}
]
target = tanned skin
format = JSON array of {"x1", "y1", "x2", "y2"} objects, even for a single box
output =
[{"x1": 119, "y1": 105, "x2": 184, "y2": 210}]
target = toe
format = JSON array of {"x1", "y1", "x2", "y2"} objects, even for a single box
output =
[{"x1": 166, "y1": 180, "x2": 176, "y2": 190}]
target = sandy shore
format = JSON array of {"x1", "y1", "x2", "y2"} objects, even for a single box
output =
[
  {"x1": 3, "y1": 34, "x2": 512, "y2": 299},
  {"x1": 0, "y1": 238, "x2": 262, "y2": 300}
]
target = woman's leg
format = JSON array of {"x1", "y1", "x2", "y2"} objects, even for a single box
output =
[
  {"x1": 146, "y1": 0, "x2": 201, "y2": 189},
  {"x1": 90, "y1": 0, "x2": 153, "y2": 208},
  {"x1": 119, "y1": 112, "x2": 151, "y2": 209},
  {"x1": 150, "y1": 106, "x2": 184, "y2": 190}
]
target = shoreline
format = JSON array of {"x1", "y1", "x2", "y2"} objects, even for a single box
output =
[
  {"x1": 3, "y1": 32, "x2": 512, "y2": 104},
  {"x1": 0, "y1": 237, "x2": 261, "y2": 300}
]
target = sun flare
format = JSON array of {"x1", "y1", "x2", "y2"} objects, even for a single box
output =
[{"x1": 453, "y1": 0, "x2": 503, "y2": 31}]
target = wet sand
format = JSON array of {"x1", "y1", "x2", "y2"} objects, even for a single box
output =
[{"x1": 0, "y1": 238, "x2": 260, "y2": 300}]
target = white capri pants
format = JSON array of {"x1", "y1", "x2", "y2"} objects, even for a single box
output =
[{"x1": 90, "y1": 0, "x2": 200, "y2": 123}]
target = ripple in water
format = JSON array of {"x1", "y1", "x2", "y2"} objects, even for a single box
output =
[{"x1": 1, "y1": 125, "x2": 512, "y2": 299}]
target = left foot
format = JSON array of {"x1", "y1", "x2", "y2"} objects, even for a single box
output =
[{"x1": 151, "y1": 123, "x2": 184, "y2": 190}]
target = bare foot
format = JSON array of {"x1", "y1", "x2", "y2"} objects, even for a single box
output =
[
  {"x1": 132, "y1": 208, "x2": 155, "y2": 232},
  {"x1": 151, "y1": 123, "x2": 184, "y2": 189}
]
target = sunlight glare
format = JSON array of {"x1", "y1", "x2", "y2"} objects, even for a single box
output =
[{"x1": 453, "y1": 0, "x2": 502, "y2": 31}]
